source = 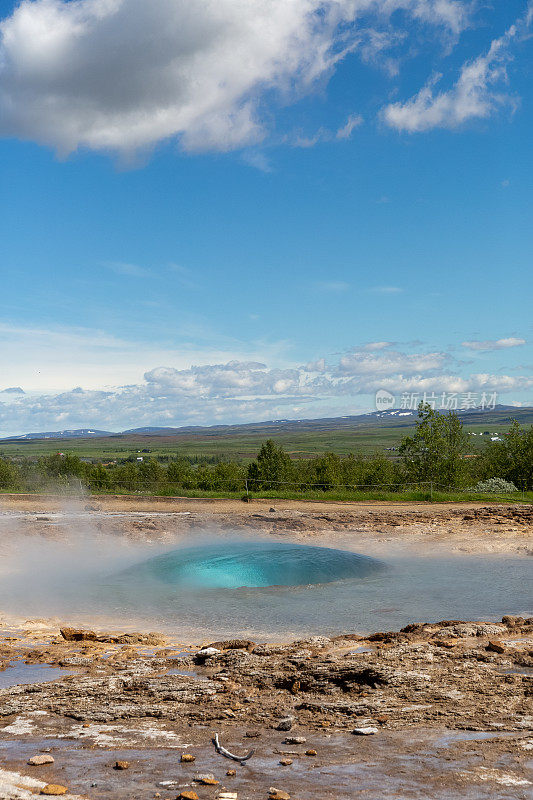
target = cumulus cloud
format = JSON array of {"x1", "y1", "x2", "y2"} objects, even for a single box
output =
[
  {"x1": 462, "y1": 337, "x2": 526, "y2": 352},
  {"x1": 0, "y1": 0, "x2": 469, "y2": 156},
  {"x1": 2, "y1": 340, "x2": 531, "y2": 435},
  {"x1": 337, "y1": 348, "x2": 447, "y2": 375},
  {"x1": 383, "y1": 6, "x2": 532, "y2": 132},
  {"x1": 144, "y1": 362, "x2": 302, "y2": 398}
]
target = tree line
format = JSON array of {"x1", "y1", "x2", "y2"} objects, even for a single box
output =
[{"x1": 0, "y1": 405, "x2": 531, "y2": 495}]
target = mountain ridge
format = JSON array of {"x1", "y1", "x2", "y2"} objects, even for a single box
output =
[{"x1": 2, "y1": 405, "x2": 531, "y2": 442}]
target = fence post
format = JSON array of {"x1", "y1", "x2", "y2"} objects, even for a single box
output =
[{"x1": 245, "y1": 478, "x2": 249, "y2": 500}]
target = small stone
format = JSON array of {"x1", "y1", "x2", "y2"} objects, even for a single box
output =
[
  {"x1": 352, "y1": 726, "x2": 379, "y2": 735},
  {"x1": 194, "y1": 647, "x2": 221, "y2": 662},
  {"x1": 244, "y1": 730, "x2": 261, "y2": 738},
  {"x1": 114, "y1": 760, "x2": 129, "y2": 770},
  {"x1": 269, "y1": 789, "x2": 290, "y2": 800},
  {"x1": 194, "y1": 774, "x2": 219, "y2": 785},
  {"x1": 41, "y1": 786, "x2": 67, "y2": 796},
  {"x1": 178, "y1": 792, "x2": 199, "y2": 800},
  {"x1": 226, "y1": 769, "x2": 236, "y2": 777},
  {"x1": 283, "y1": 736, "x2": 306, "y2": 745},
  {"x1": 28, "y1": 754, "x2": 55, "y2": 766},
  {"x1": 275, "y1": 717, "x2": 294, "y2": 731},
  {"x1": 486, "y1": 640, "x2": 505, "y2": 654},
  {"x1": 180, "y1": 753, "x2": 196, "y2": 763},
  {"x1": 269, "y1": 507, "x2": 276, "y2": 512},
  {"x1": 218, "y1": 794, "x2": 238, "y2": 800},
  {"x1": 279, "y1": 758, "x2": 293, "y2": 766},
  {"x1": 305, "y1": 749, "x2": 317, "y2": 756}
]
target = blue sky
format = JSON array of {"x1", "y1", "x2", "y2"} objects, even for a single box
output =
[{"x1": 0, "y1": 0, "x2": 531, "y2": 435}]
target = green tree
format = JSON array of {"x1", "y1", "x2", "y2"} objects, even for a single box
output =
[
  {"x1": 167, "y1": 457, "x2": 195, "y2": 489},
  {"x1": 400, "y1": 403, "x2": 470, "y2": 487},
  {"x1": 480, "y1": 420, "x2": 533, "y2": 489},
  {"x1": 305, "y1": 452, "x2": 342, "y2": 490},
  {"x1": 38, "y1": 453, "x2": 86, "y2": 479},
  {"x1": 247, "y1": 439, "x2": 294, "y2": 490},
  {"x1": 88, "y1": 464, "x2": 111, "y2": 490},
  {"x1": 0, "y1": 458, "x2": 21, "y2": 490}
]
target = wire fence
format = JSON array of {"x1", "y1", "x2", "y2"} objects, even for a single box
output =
[{"x1": 14, "y1": 475, "x2": 529, "y2": 501}]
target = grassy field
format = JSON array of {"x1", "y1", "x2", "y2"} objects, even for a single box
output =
[
  {"x1": 2, "y1": 486, "x2": 532, "y2": 503},
  {"x1": 0, "y1": 420, "x2": 521, "y2": 462}
]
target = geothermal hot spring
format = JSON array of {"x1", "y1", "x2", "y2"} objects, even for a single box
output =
[{"x1": 0, "y1": 513, "x2": 530, "y2": 640}]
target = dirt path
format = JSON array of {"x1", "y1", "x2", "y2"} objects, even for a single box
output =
[{"x1": 1, "y1": 492, "x2": 531, "y2": 514}]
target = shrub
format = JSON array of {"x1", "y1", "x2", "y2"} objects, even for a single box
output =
[{"x1": 473, "y1": 477, "x2": 518, "y2": 493}]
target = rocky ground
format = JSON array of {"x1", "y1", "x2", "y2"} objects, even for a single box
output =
[
  {"x1": 0, "y1": 499, "x2": 532, "y2": 798},
  {"x1": 0, "y1": 616, "x2": 532, "y2": 799},
  {"x1": 2, "y1": 497, "x2": 533, "y2": 557}
]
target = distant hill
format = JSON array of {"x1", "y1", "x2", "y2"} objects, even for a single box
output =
[
  {"x1": 5, "y1": 428, "x2": 115, "y2": 441},
  {"x1": 2, "y1": 405, "x2": 532, "y2": 443}
]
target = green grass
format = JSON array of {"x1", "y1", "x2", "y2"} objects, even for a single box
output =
[
  {"x1": 0, "y1": 420, "x2": 524, "y2": 462},
  {"x1": 4, "y1": 486, "x2": 530, "y2": 503}
]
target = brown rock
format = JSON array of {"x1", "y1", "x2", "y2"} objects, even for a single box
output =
[
  {"x1": 41, "y1": 786, "x2": 67, "y2": 796},
  {"x1": 28, "y1": 754, "x2": 55, "y2": 766},
  {"x1": 180, "y1": 753, "x2": 196, "y2": 763},
  {"x1": 60, "y1": 627, "x2": 164, "y2": 645},
  {"x1": 279, "y1": 758, "x2": 293, "y2": 766},
  {"x1": 208, "y1": 639, "x2": 255, "y2": 651},
  {"x1": 60, "y1": 627, "x2": 97, "y2": 642},
  {"x1": 305, "y1": 749, "x2": 317, "y2": 756},
  {"x1": 226, "y1": 769, "x2": 236, "y2": 777},
  {"x1": 269, "y1": 790, "x2": 291, "y2": 800},
  {"x1": 486, "y1": 640, "x2": 506, "y2": 654},
  {"x1": 114, "y1": 760, "x2": 129, "y2": 770},
  {"x1": 194, "y1": 776, "x2": 219, "y2": 786},
  {"x1": 178, "y1": 792, "x2": 199, "y2": 800}
]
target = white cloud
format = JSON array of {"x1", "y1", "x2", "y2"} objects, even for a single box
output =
[
  {"x1": 336, "y1": 113, "x2": 364, "y2": 139},
  {"x1": 305, "y1": 358, "x2": 327, "y2": 373},
  {"x1": 1, "y1": 343, "x2": 531, "y2": 435},
  {"x1": 383, "y1": 6, "x2": 532, "y2": 132},
  {"x1": 338, "y1": 348, "x2": 447, "y2": 375},
  {"x1": 462, "y1": 337, "x2": 526, "y2": 352},
  {"x1": 242, "y1": 151, "x2": 272, "y2": 173},
  {"x1": 0, "y1": 321, "x2": 289, "y2": 393},
  {"x1": 369, "y1": 285, "x2": 403, "y2": 293},
  {"x1": 0, "y1": 0, "x2": 470, "y2": 156},
  {"x1": 362, "y1": 341, "x2": 394, "y2": 350}
]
